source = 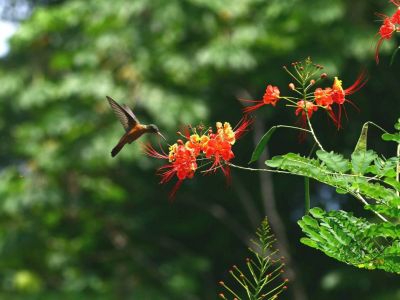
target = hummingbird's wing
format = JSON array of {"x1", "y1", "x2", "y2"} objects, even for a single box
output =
[
  {"x1": 106, "y1": 96, "x2": 139, "y2": 132},
  {"x1": 122, "y1": 104, "x2": 140, "y2": 124}
]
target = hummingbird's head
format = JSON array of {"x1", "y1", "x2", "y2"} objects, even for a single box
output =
[
  {"x1": 147, "y1": 124, "x2": 167, "y2": 141},
  {"x1": 147, "y1": 124, "x2": 160, "y2": 133}
]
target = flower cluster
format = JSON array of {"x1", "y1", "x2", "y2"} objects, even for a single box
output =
[
  {"x1": 375, "y1": 0, "x2": 400, "y2": 63},
  {"x1": 241, "y1": 58, "x2": 367, "y2": 134},
  {"x1": 145, "y1": 118, "x2": 251, "y2": 198}
]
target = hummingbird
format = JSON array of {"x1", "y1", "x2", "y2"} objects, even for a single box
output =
[{"x1": 107, "y1": 96, "x2": 166, "y2": 157}]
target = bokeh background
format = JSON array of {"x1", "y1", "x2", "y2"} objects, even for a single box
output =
[{"x1": 0, "y1": 0, "x2": 399, "y2": 299}]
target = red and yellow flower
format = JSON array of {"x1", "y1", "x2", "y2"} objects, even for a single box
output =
[
  {"x1": 314, "y1": 87, "x2": 333, "y2": 107},
  {"x1": 328, "y1": 72, "x2": 367, "y2": 128},
  {"x1": 145, "y1": 118, "x2": 252, "y2": 199}
]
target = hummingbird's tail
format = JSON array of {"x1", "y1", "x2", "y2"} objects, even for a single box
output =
[{"x1": 111, "y1": 142, "x2": 125, "y2": 157}]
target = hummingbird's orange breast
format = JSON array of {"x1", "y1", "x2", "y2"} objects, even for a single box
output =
[{"x1": 126, "y1": 124, "x2": 146, "y2": 143}]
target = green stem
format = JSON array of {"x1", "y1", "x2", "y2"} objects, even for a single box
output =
[
  {"x1": 397, "y1": 143, "x2": 400, "y2": 197},
  {"x1": 305, "y1": 104, "x2": 324, "y2": 151},
  {"x1": 304, "y1": 177, "x2": 310, "y2": 214},
  {"x1": 300, "y1": 78, "x2": 325, "y2": 151},
  {"x1": 275, "y1": 124, "x2": 311, "y2": 133},
  {"x1": 228, "y1": 163, "x2": 388, "y2": 222}
]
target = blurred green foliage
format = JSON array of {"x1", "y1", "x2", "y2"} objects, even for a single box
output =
[{"x1": 0, "y1": 0, "x2": 399, "y2": 299}]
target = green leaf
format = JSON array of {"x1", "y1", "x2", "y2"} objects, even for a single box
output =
[
  {"x1": 309, "y1": 207, "x2": 325, "y2": 218},
  {"x1": 395, "y1": 118, "x2": 400, "y2": 131},
  {"x1": 249, "y1": 126, "x2": 277, "y2": 164},
  {"x1": 384, "y1": 178, "x2": 400, "y2": 192},
  {"x1": 353, "y1": 122, "x2": 369, "y2": 153},
  {"x1": 300, "y1": 237, "x2": 318, "y2": 248},
  {"x1": 369, "y1": 157, "x2": 398, "y2": 178},
  {"x1": 265, "y1": 155, "x2": 285, "y2": 168},
  {"x1": 298, "y1": 209, "x2": 400, "y2": 274},
  {"x1": 382, "y1": 133, "x2": 400, "y2": 143},
  {"x1": 300, "y1": 215, "x2": 319, "y2": 227},
  {"x1": 367, "y1": 223, "x2": 400, "y2": 239},
  {"x1": 316, "y1": 150, "x2": 350, "y2": 173},
  {"x1": 335, "y1": 187, "x2": 348, "y2": 194},
  {"x1": 220, "y1": 218, "x2": 287, "y2": 299},
  {"x1": 351, "y1": 150, "x2": 377, "y2": 175}
]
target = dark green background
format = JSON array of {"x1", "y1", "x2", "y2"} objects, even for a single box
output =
[{"x1": 0, "y1": 0, "x2": 399, "y2": 299}]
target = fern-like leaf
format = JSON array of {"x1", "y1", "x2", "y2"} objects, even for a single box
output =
[
  {"x1": 298, "y1": 208, "x2": 400, "y2": 274},
  {"x1": 218, "y1": 218, "x2": 288, "y2": 300}
]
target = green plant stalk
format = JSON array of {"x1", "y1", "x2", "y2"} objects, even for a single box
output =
[
  {"x1": 304, "y1": 177, "x2": 310, "y2": 214},
  {"x1": 397, "y1": 143, "x2": 400, "y2": 197},
  {"x1": 261, "y1": 277, "x2": 286, "y2": 299},
  {"x1": 246, "y1": 260, "x2": 258, "y2": 286},
  {"x1": 301, "y1": 77, "x2": 325, "y2": 151},
  {"x1": 228, "y1": 163, "x2": 388, "y2": 222},
  {"x1": 282, "y1": 122, "x2": 302, "y2": 133},
  {"x1": 256, "y1": 262, "x2": 269, "y2": 293},
  {"x1": 231, "y1": 267, "x2": 254, "y2": 298},
  {"x1": 234, "y1": 265, "x2": 257, "y2": 290},
  {"x1": 305, "y1": 106, "x2": 324, "y2": 151},
  {"x1": 258, "y1": 264, "x2": 284, "y2": 292},
  {"x1": 220, "y1": 279, "x2": 242, "y2": 300}
]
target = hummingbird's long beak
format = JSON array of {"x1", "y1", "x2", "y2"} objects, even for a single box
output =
[{"x1": 157, "y1": 132, "x2": 167, "y2": 141}]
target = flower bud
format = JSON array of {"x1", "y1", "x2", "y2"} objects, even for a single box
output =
[
  {"x1": 289, "y1": 83, "x2": 295, "y2": 90},
  {"x1": 310, "y1": 79, "x2": 315, "y2": 85},
  {"x1": 321, "y1": 73, "x2": 327, "y2": 79}
]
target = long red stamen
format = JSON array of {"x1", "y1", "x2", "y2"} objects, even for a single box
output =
[
  {"x1": 169, "y1": 180, "x2": 183, "y2": 201},
  {"x1": 326, "y1": 108, "x2": 340, "y2": 130},
  {"x1": 157, "y1": 165, "x2": 177, "y2": 183},
  {"x1": 344, "y1": 70, "x2": 368, "y2": 95},
  {"x1": 143, "y1": 143, "x2": 168, "y2": 159},
  {"x1": 234, "y1": 116, "x2": 253, "y2": 139},
  {"x1": 375, "y1": 38, "x2": 385, "y2": 64},
  {"x1": 240, "y1": 98, "x2": 264, "y2": 103},
  {"x1": 242, "y1": 101, "x2": 265, "y2": 114},
  {"x1": 222, "y1": 164, "x2": 231, "y2": 185},
  {"x1": 345, "y1": 99, "x2": 360, "y2": 112},
  {"x1": 337, "y1": 105, "x2": 342, "y2": 129},
  {"x1": 390, "y1": 0, "x2": 400, "y2": 6},
  {"x1": 297, "y1": 116, "x2": 308, "y2": 143}
]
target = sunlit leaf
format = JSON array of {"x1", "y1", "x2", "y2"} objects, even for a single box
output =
[
  {"x1": 316, "y1": 150, "x2": 350, "y2": 173},
  {"x1": 249, "y1": 126, "x2": 277, "y2": 164}
]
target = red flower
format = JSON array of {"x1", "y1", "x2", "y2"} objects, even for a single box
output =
[
  {"x1": 144, "y1": 142, "x2": 197, "y2": 199},
  {"x1": 392, "y1": 8, "x2": 400, "y2": 24},
  {"x1": 185, "y1": 134, "x2": 209, "y2": 156},
  {"x1": 295, "y1": 100, "x2": 318, "y2": 119},
  {"x1": 313, "y1": 87, "x2": 340, "y2": 128},
  {"x1": 380, "y1": 17, "x2": 396, "y2": 39},
  {"x1": 242, "y1": 85, "x2": 280, "y2": 114},
  {"x1": 330, "y1": 72, "x2": 367, "y2": 128},
  {"x1": 295, "y1": 100, "x2": 318, "y2": 141},
  {"x1": 145, "y1": 118, "x2": 251, "y2": 198},
  {"x1": 263, "y1": 85, "x2": 280, "y2": 105},
  {"x1": 204, "y1": 136, "x2": 234, "y2": 177},
  {"x1": 375, "y1": 17, "x2": 397, "y2": 63},
  {"x1": 314, "y1": 87, "x2": 333, "y2": 107},
  {"x1": 203, "y1": 118, "x2": 252, "y2": 177}
]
